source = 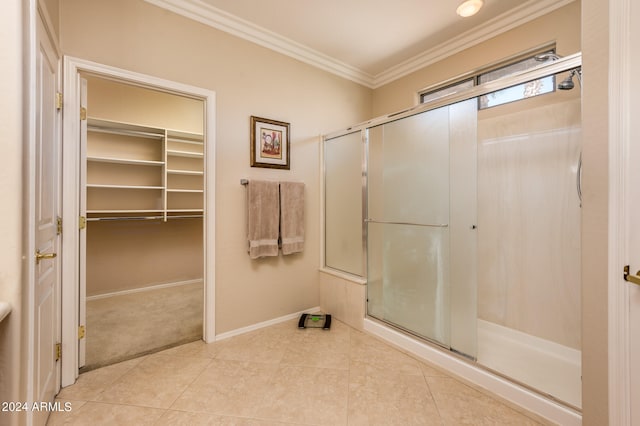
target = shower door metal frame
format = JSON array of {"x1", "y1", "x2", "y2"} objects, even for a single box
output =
[
  {"x1": 323, "y1": 52, "x2": 582, "y2": 279},
  {"x1": 323, "y1": 51, "x2": 583, "y2": 329}
]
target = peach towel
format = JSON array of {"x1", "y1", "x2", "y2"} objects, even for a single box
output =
[
  {"x1": 247, "y1": 180, "x2": 280, "y2": 259},
  {"x1": 279, "y1": 181, "x2": 305, "y2": 255}
]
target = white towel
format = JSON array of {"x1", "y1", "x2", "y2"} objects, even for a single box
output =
[
  {"x1": 246, "y1": 180, "x2": 280, "y2": 259},
  {"x1": 279, "y1": 181, "x2": 305, "y2": 255}
]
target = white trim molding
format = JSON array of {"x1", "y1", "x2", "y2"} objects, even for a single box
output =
[
  {"x1": 215, "y1": 307, "x2": 321, "y2": 341},
  {"x1": 144, "y1": 0, "x2": 575, "y2": 89},
  {"x1": 608, "y1": 0, "x2": 632, "y2": 423}
]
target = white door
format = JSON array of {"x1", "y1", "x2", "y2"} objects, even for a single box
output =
[{"x1": 33, "y1": 15, "x2": 61, "y2": 425}]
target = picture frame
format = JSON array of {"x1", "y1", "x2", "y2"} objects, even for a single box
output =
[{"x1": 250, "y1": 116, "x2": 290, "y2": 169}]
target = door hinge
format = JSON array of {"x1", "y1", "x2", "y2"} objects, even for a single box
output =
[
  {"x1": 79, "y1": 216, "x2": 86, "y2": 230},
  {"x1": 78, "y1": 325, "x2": 86, "y2": 340},
  {"x1": 80, "y1": 107, "x2": 87, "y2": 121},
  {"x1": 57, "y1": 216, "x2": 62, "y2": 235},
  {"x1": 55, "y1": 343, "x2": 61, "y2": 362},
  {"x1": 56, "y1": 92, "x2": 63, "y2": 110}
]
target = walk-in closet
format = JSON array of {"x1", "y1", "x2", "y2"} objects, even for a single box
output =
[{"x1": 79, "y1": 75, "x2": 205, "y2": 370}]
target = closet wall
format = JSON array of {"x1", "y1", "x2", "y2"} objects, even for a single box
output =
[{"x1": 83, "y1": 75, "x2": 205, "y2": 368}]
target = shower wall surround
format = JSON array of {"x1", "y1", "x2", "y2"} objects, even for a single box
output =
[{"x1": 477, "y1": 98, "x2": 582, "y2": 350}]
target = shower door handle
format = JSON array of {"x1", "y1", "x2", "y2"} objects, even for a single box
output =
[
  {"x1": 623, "y1": 265, "x2": 640, "y2": 286},
  {"x1": 576, "y1": 153, "x2": 582, "y2": 207}
]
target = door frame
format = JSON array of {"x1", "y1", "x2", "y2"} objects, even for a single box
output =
[
  {"x1": 61, "y1": 56, "x2": 216, "y2": 387},
  {"x1": 608, "y1": 0, "x2": 635, "y2": 423}
]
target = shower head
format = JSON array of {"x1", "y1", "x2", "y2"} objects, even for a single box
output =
[
  {"x1": 558, "y1": 73, "x2": 575, "y2": 90},
  {"x1": 557, "y1": 68, "x2": 582, "y2": 90},
  {"x1": 534, "y1": 53, "x2": 562, "y2": 62}
]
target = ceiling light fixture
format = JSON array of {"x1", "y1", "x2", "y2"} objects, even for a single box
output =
[{"x1": 456, "y1": 0, "x2": 484, "y2": 17}]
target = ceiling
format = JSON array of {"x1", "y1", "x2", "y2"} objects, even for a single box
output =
[{"x1": 145, "y1": 0, "x2": 573, "y2": 88}]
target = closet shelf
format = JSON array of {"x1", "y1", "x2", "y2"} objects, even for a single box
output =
[
  {"x1": 87, "y1": 184, "x2": 164, "y2": 190},
  {"x1": 166, "y1": 130, "x2": 203, "y2": 142},
  {"x1": 87, "y1": 156, "x2": 165, "y2": 166},
  {"x1": 88, "y1": 118, "x2": 165, "y2": 139},
  {"x1": 167, "y1": 150, "x2": 204, "y2": 158},
  {"x1": 167, "y1": 169, "x2": 204, "y2": 176},
  {"x1": 87, "y1": 209, "x2": 165, "y2": 214},
  {"x1": 167, "y1": 209, "x2": 204, "y2": 213},
  {"x1": 167, "y1": 188, "x2": 204, "y2": 193}
]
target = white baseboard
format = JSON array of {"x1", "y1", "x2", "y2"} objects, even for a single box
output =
[
  {"x1": 215, "y1": 306, "x2": 321, "y2": 341},
  {"x1": 364, "y1": 318, "x2": 582, "y2": 426},
  {"x1": 86, "y1": 279, "x2": 203, "y2": 301}
]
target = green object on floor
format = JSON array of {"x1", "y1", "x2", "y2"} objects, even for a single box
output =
[{"x1": 298, "y1": 313, "x2": 332, "y2": 329}]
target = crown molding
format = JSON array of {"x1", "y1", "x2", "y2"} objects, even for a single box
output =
[
  {"x1": 144, "y1": 0, "x2": 376, "y2": 87},
  {"x1": 145, "y1": 0, "x2": 575, "y2": 89}
]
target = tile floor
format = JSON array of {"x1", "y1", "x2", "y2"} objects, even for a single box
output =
[{"x1": 48, "y1": 319, "x2": 547, "y2": 425}]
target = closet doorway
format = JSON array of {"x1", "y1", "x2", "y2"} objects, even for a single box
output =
[{"x1": 61, "y1": 57, "x2": 216, "y2": 385}]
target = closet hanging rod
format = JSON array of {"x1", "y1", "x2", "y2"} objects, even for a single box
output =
[{"x1": 87, "y1": 215, "x2": 203, "y2": 222}]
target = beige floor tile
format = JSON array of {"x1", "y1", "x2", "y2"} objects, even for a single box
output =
[
  {"x1": 253, "y1": 365, "x2": 349, "y2": 425},
  {"x1": 45, "y1": 400, "x2": 87, "y2": 425},
  {"x1": 96, "y1": 354, "x2": 211, "y2": 408},
  {"x1": 170, "y1": 359, "x2": 279, "y2": 417},
  {"x1": 156, "y1": 410, "x2": 296, "y2": 425},
  {"x1": 350, "y1": 331, "x2": 424, "y2": 376},
  {"x1": 49, "y1": 319, "x2": 550, "y2": 426},
  {"x1": 47, "y1": 401, "x2": 164, "y2": 425},
  {"x1": 56, "y1": 356, "x2": 146, "y2": 401},
  {"x1": 419, "y1": 361, "x2": 451, "y2": 378},
  {"x1": 281, "y1": 321, "x2": 351, "y2": 370},
  {"x1": 157, "y1": 339, "x2": 221, "y2": 359},
  {"x1": 426, "y1": 376, "x2": 542, "y2": 425},
  {"x1": 215, "y1": 328, "x2": 290, "y2": 364},
  {"x1": 348, "y1": 367, "x2": 442, "y2": 426}
]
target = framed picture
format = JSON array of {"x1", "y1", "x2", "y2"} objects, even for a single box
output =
[{"x1": 250, "y1": 116, "x2": 290, "y2": 169}]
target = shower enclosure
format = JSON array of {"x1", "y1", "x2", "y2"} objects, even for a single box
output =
[{"x1": 323, "y1": 53, "x2": 582, "y2": 408}]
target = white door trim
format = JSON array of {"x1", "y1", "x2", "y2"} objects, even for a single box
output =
[
  {"x1": 608, "y1": 0, "x2": 632, "y2": 423},
  {"x1": 61, "y1": 56, "x2": 216, "y2": 387}
]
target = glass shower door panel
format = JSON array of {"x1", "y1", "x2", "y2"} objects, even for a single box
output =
[
  {"x1": 367, "y1": 106, "x2": 451, "y2": 346},
  {"x1": 369, "y1": 223, "x2": 450, "y2": 343},
  {"x1": 324, "y1": 131, "x2": 363, "y2": 276}
]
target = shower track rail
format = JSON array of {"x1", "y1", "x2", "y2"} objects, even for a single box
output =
[
  {"x1": 365, "y1": 218, "x2": 448, "y2": 228},
  {"x1": 324, "y1": 53, "x2": 582, "y2": 140}
]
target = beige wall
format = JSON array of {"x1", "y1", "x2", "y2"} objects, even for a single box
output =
[
  {"x1": 39, "y1": 0, "x2": 60, "y2": 41},
  {"x1": 0, "y1": 0, "x2": 25, "y2": 424},
  {"x1": 59, "y1": 0, "x2": 373, "y2": 333},
  {"x1": 372, "y1": 2, "x2": 581, "y2": 116}
]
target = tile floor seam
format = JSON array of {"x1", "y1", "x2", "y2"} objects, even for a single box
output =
[
  {"x1": 165, "y1": 357, "x2": 214, "y2": 412},
  {"x1": 422, "y1": 371, "x2": 446, "y2": 426}
]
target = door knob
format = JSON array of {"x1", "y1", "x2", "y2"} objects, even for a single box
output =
[
  {"x1": 623, "y1": 265, "x2": 640, "y2": 286},
  {"x1": 35, "y1": 249, "x2": 57, "y2": 265}
]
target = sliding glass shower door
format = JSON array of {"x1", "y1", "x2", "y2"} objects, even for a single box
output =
[{"x1": 366, "y1": 100, "x2": 477, "y2": 354}]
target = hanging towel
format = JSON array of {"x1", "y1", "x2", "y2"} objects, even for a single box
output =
[
  {"x1": 247, "y1": 180, "x2": 280, "y2": 259},
  {"x1": 279, "y1": 181, "x2": 305, "y2": 255}
]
